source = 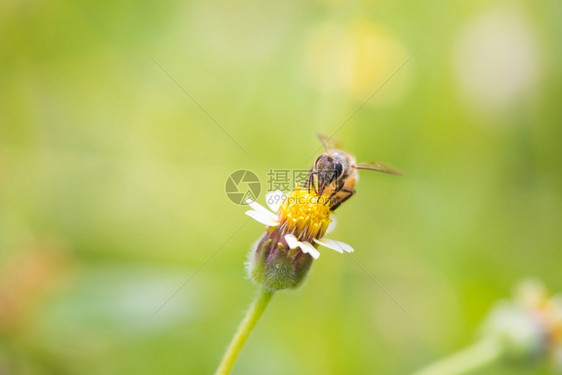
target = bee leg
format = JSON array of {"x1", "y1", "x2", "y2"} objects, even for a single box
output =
[
  {"x1": 329, "y1": 187, "x2": 355, "y2": 211},
  {"x1": 305, "y1": 167, "x2": 316, "y2": 193}
]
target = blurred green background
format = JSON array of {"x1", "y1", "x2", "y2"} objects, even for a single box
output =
[{"x1": 1, "y1": 0, "x2": 561, "y2": 374}]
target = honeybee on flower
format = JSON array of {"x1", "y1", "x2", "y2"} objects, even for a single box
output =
[
  {"x1": 244, "y1": 135, "x2": 401, "y2": 291},
  {"x1": 216, "y1": 135, "x2": 402, "y2": 374}
]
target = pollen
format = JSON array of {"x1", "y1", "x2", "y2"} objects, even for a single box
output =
[{"x1": 277, "y1": 187, "x2": 332, "y2": 241}]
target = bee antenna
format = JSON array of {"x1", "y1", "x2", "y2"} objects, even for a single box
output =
[
  {"x1": 317, "y1": 133, "x2": 329, "y2": 151},
  {"x1": 317, "y1": 133, "x2": 343, "y2": 151}
]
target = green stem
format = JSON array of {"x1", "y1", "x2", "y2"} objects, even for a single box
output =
[
  {"x1": 413, "y1": 338, "x2": 503, "y2": 375},
  {"x1": 215, "y1": 288, "x2": 274, "y2": 375}
]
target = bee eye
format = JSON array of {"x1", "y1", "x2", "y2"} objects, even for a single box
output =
[
  {"x1": 314, "y1": 155, "x2": 325, "y2": 168},
  {"x1": 333, "y1": 161, "x2": 343, "y2": 179}
]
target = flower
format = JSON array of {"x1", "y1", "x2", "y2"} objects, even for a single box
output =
[
  {"x1": 245, "y1": 188, "x2": 354, "y2": 259},
  {"x1": 244, "y1": 188, "x2": 354, "y2": 291},
  {"x1": 482, "y1": 279, "x2": 562, "y2": 369}
]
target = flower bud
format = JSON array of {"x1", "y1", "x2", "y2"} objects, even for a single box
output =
[{"x1": 247, "y1": 227, "x2": 313, "y2": 291}]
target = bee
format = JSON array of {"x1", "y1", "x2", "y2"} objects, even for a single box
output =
[{"x1": 305, "y1": 134, "x2": 402, "y2": 211}]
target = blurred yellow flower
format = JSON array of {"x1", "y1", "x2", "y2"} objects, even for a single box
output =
[{"x1": 303, "y1": 20, "x2": 411, "y2": 106}]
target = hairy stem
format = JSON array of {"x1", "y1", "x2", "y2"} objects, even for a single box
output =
[{"x1": 215, "y1": 288, "x2": 274, "y2": 375}]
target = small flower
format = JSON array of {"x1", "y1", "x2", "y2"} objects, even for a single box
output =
[
  {"x1": 245, "y1": 189, "x2": 353, "y2": 259},
  {"x1": 482, "y1": 279, "x2": 562, "y2": 370},
  {"x1": 245, "y1": 188, "x2": 354, "y2": 291}
]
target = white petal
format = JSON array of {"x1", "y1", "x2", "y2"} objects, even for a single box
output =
[
  {"x1": 314, "y1": 238, "x2": 354, "y2": 253},
  {"x1": 245, "y1": 210, "x2": 278, "y2": 226},
  {"x1": 299, "y1": 241, "x2": 320, "y2": 259},
  {"x1": 325, "y1": 215, "x2": 337, "y2": 234},
  {"x1": 246, "y1": 199, "x2": 277, "y2": 222},
  {"x1": 313, "y1": 238, "x2": 342, "y2": 253},
  {"x1": 284, "y1": 234, "x2": 299, "y2": 249},
  {"x1": 265, "y1": 190, "x2": 285, "y2": 213}
]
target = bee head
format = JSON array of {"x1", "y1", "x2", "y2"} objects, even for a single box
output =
[{"x1": 314, "y1": 154, "x2": 344, "y2": 195}]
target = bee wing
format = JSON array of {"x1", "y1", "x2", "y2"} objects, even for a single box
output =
[
  {"x1": 317, "y1": 133, "x2": 343, "y2": 150},
  {"x1": 354, "y1": 161, "x2": 403, "y2": 176}
]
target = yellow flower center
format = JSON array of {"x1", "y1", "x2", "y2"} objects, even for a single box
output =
[{"x1": 277, "y1": 188, "x2": 332, "y2": 241}]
